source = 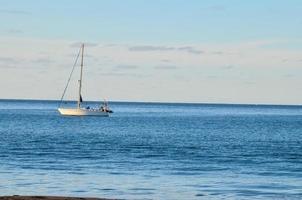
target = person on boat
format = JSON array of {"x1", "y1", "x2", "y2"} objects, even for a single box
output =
[{"x1": 99, "y1": 100, "x2": 113, "y2": 113}]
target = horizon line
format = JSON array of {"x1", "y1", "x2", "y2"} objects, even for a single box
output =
[{"x1": 0, "y1": 98, "x2": 301, "y2": 107}]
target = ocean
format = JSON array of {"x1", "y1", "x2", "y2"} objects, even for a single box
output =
[{"x1": 0, "y1": 100, "x2": 301, "y2": 200}]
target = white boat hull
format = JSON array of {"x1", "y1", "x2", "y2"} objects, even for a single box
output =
[{"x1": 58, "y1": 108, "x2": 109, "y2": 117}]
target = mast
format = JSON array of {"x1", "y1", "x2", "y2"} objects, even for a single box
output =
[{"x1": 78, "y1": 43, "x2": 84, "y2": 108}]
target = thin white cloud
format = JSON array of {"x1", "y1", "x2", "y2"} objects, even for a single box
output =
[
  {"x1": 177, "y1": 46, "x2": 203, "y2": 54},
  {"x1": 129, "y1": 45, "x2": 174, "y2": 51},
  {"x1": 5, "y1": 29, "x2": 24, "y2": 34},
  {"x1": 0, "y1": 56, "x2": 22, "y2": 66},
  {"x1": 128, "y1": 45, "x2": 203, "y2": 55},
  {"x1": 209, "y1": 5, "x2": 226, "y2": 11},
  {"x1": 161, "y1": 59, "x2": 171, "y2": 63},
  {"x1": 283, "y1": 74, "x2": 295, "y2": 78},
  {"x1": 0, "y1": 9, "x2": 31, "y2": 15},
  {"x1": 31, "y1": 58, "x2": 54, "y2": 65},
  {"x1": 0, "y1": 56, "x2": 19, "y2": 63},
  {"x1": 99, "y1": 72, "x2": 147, "y2": 78}
]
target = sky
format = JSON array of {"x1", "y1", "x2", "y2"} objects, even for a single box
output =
[{"x1": 0, "y1": 0, "x2": 302, "y2": 104}]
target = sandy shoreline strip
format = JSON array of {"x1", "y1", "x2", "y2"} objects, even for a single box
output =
[{"x1": 0, "y1": 196, "x2": 117, "y2": 200}]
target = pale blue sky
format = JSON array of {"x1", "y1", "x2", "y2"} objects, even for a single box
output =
[
  {"x1": 0, "y1": 0, "x2": 302, "y2": 104},
  {"x1": 2, "y1": 0, "x2": 302, "y2": 43}
]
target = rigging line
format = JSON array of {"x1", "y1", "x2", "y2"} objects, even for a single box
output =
[{"x1": 58, "y1": 47, "x2": 81, "y2": 107}]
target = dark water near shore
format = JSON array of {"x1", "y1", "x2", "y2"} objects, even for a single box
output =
[{"x1": 0, "y1": 100, "x2": 302, "y2": 199}]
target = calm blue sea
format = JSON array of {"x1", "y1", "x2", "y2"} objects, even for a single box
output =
[{"x1": 0, "y1": 100, "x2": 301, "y2": 200}]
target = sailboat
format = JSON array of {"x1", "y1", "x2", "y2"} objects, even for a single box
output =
[{"x1": 58, "y1": 44, "x2": 112, "y2": 116}]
